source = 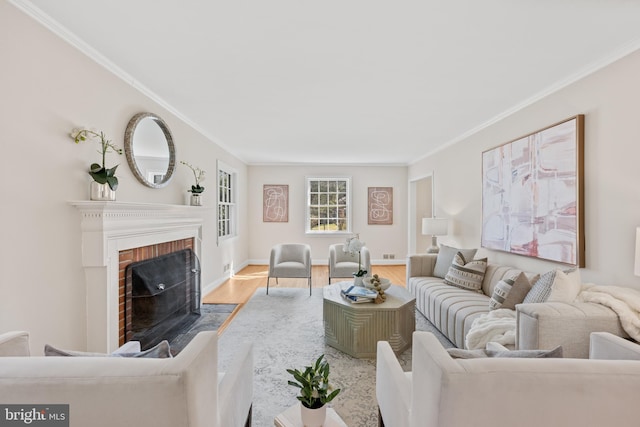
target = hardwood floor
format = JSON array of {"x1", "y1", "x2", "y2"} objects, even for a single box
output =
[{"x1": 203, "y1": 264, "x2": 406, "y2": 333}]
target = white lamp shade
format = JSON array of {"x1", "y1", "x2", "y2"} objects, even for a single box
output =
[
  {"x1": 635, "y1": 228, "x2": 640, "y2": 276},
  {"x1": 422, "y1": 218, "x2": 449, "y2": 236}
]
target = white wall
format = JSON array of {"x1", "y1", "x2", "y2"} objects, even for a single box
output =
[
  {"x1": 408, "y1": 48, "x2": 640, "y2": 288},
  {"x1": 0, "y1": 2, "x2": 249, "y2": 352},
  {"x1": 248, "y1": 165, "x2": 408, "y2": 264}
]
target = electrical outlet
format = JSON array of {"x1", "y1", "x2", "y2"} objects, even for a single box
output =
[
  {"x1": 223, "y1": 263, "x2": 231, "y2": 272},
  {"x1": 389, "y1": 254, "x2": 395, "y2": 259},
  {"x1": 383, "y1": 254, "x2": 389, "y2": 259}
]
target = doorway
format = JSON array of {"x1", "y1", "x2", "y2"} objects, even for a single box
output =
[{"x1": 408, "y1": 173, "x2": 433, "y2": 254}]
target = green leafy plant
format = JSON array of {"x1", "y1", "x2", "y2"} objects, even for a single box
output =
[
  {"x1": 71, "y1": 128, "x2": 123, "y2": 191},
  {"x1": 286, "y1": 354, "x2": 341, "y2": 409},
  {"x1": 353, "y1": 269, "x2": 368, "y2": 277},
  {"x1": 180, "y1": 160, "x2": 206, "y2": 193}
]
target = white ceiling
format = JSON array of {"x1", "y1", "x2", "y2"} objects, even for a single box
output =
[{"x1": 16, "y1": 0, "x2": 640, "y2": 165}]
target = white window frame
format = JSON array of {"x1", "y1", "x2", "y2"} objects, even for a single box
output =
[
  {"x1": 305, "y1": 176, "x2": 352, "y2": 235},
  {"x1": 217, "y1": 160, "x2": 237, "y2": 243}
]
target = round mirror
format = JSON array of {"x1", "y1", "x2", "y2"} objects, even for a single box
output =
[{"x1": 124, "y1": 112, "x2": 176, "y2": 188}]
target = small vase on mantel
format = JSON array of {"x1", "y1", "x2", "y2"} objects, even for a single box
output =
[
  {"x1": 90, "y1": 181, "x2": 116, "y2": 201},
  {"x1": 300, "y1": 404, "x2": 326, "y2": 427},
  {"x1": 190, "y1": 193, "x2": 202, "y2": 206}
]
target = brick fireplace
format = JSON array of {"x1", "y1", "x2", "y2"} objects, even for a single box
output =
[
  {"x1": 71, "y1": 201, "x2": 203, "y2": 352},
  {"x1": 119, "y1": 238, "x2": 194, "y2": 346}
]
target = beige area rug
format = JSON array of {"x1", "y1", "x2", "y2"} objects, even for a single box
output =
[{"x1": 217, "y1": 287, "x2": 453, "y2": 427}]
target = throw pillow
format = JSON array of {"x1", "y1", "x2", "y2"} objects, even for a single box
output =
[
  {"x1": 485, "y1": 342, "x2": 509, "y2": 352},
  {"x1": 523, "y1": 268, "x2": 577, "y2": 304},
  {"x1": 0, "y1": 331, "x2": 30, "y2": 357},
  {"x1": 433, "y1": 244, "x2": 478, "y2": 279},
  {"x1": 485, "y1": 346, "x2": 563, "y2": 358},
  {"x1": 547, "y1": 269, "x2": 581, "y2": 303},
  {"x1": 446, "y1": 348, "x2": 489, "y2": 359},
  {"x1": 447, "y1": 345, "x2": 563, "y2": 359},
  {"x1": 443, "y1": 252, "x2": 488, "y2": 293},
  {"x1": 489, "y1": 272, "x2": 533, "y2": 310},
  {"x1": 45, "y1": 340, "x2": 172, "y2": 358}
]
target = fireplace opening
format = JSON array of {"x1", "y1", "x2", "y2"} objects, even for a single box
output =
[{"x1": 124, "y1": 249, "x2": 201, "y2": 349}]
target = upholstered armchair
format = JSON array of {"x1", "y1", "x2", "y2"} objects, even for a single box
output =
[
  {"x1": 328, "y1": 243, "x2": 371, "y2": 284},
  {"x1": 0, "y1": 331, "x2": 254, "y2": 427},
  {"x1": 376, "y1": 331, "x2": 640, "y2": 427},
  {"x1": 267, "y1": 243, "x2": 312, "y2": 295}
]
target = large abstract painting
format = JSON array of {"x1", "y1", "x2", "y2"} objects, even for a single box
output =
[
  {"x1": 263, "y1": 184, "x2": 288, "y2": 222},
  {"x1": 368, "y1": 187, "x2": 393, "y2": 225},
  {"x1": 481, "y1": 115, "x2": 585, "y2": 266}
]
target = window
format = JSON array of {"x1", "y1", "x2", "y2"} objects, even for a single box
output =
[
  {"x1": 217, "y1": 161, "x2": 237, "y2": 241},
  {"x1": 306, "y1": 177, "x2": 351, "y2": 234}
]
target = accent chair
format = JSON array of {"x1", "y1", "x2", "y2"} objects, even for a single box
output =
[
  {"x1": 328, "y1": 243, "x2": 371, "y2": 284},
  {"x1": 267, "y1": 243, "x2": 312, "y2": 295}
]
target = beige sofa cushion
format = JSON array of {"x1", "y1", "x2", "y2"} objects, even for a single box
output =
[{"x1": 410, "y1": 278, "x2": 490, "y2": 348}]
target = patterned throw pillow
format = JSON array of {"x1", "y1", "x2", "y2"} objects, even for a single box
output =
[
  {"x1": 522, "y1": 270, "x2": 557, "y2": 304},
  {"x1": 523, "y1": 269, "x2": 576, "y2": 304},
  {"x1": 443, "y1": 252, "x2": 488, "y2": 293},
  {"x1": 489, "y1": 272, "x2": 533, "y2": 310},
  {"x1": 433, "y1": 244, "x2": 478, "y2": 279}
]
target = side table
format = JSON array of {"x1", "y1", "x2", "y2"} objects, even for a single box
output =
[{"x1": 274, "y1": 404, "x2": 347, "y2": 427}]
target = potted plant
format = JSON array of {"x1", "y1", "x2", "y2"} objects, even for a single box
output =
[
  {"x1": 180, "y1": 161, "x2": 205, "y2": 205},
  {"x1": 286, "y1": 354, "x2": 341, "y2": 427},
  {"x1": 345, "y1": 235, "x2": 367, "y2": 285},
  {"x1": 71, "y1": 128, "x2": 123, "y2": 200}
]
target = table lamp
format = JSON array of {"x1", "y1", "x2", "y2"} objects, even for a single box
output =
[{"x1": 422, "y1": 217, "x2": 449, "y2": 254}]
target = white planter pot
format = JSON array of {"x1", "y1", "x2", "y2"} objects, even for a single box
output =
[
  {"x1": 353, "y1": 275, "x2": 364, "y2": 287},
  {"x1": 90, "y1": 181, "x2": 116, "y2": 201},
  {"x1": 300, "y1": 404, "x2": 326, "y2": 427},
  {"x1": 190, "y1": 193, "x2": 202, "y2": 206}
]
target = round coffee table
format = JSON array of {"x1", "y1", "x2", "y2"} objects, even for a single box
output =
[{"x1": 323, "y1": 281, "x2": 415, "y2": 358}]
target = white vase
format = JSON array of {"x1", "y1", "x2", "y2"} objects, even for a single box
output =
[
  {"x1": 90, "y1": 181, "x2": 115, "y2": 201},
  {"x1": 300, "y1": 404, "x2": 326, "y2": 427},
  {"x1": 353, "y1": 275, "x2": 364, "y2": 287},
  {"x1": 190, "y1": 193, "x2": 202, "y2": 206}
]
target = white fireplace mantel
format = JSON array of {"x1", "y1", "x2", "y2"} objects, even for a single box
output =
[{"x1": 70, "y1": 201, "x2": 205, "y2": 352}]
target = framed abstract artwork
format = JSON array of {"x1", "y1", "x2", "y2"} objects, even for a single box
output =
[
  {"x1": 263, "y1": 184, "x2": 289, "y2": 222},
  {"x1": 481, "y1": 115, "x2": 585, "y2": 266},
  {"x1": 368, "y1": 187, "x2": 393, "y2": 225}
]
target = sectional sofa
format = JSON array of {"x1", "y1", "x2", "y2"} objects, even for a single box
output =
[{"x1": 406, "y1": 249, "x2": 627, "y2": 358}]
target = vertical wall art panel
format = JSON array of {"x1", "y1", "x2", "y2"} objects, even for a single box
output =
[
  {"x1": 263, "y1": 184, "x2": 289, "y2": 222},
  {"x1": 368, "y1": 187, "x2": 393, "y2": 225},
  {"x1": 481, "y1": 115, "x2": 585, "y2": 266}
]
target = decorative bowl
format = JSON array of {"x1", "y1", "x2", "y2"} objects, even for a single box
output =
[{"x1": 363, "y1": 277, "x2": 391, "y2": 291}]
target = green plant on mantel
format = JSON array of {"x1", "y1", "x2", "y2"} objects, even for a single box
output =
[
  {"x1": 180, "y1": 160, "x2": 206, "y2": 193},
  {"x1": 286, "y1": 354, "x2": 341, "y2": 409},
  {"x1": 71, "y1": 128, "x2": 123, "y2": 191}
]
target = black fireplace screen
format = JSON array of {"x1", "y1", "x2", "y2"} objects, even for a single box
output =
[{"x1": 124, "y1": 249, "x2": 201, "y2": 349}]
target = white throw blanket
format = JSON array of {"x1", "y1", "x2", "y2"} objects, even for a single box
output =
[
  {"x1": 577, "y1": 284, "x2": 640, "y2": 341},
  {"x1": 465, "y1": 309, "x2": 516, "y2": 350}
]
